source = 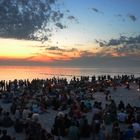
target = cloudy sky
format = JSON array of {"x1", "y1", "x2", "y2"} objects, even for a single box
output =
[{"x1": 0, "y1": 0, "x2": 140, "y2": 67}]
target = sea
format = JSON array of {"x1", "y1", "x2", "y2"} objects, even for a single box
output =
[{"x1": 0, "y1": 66, "x2": 140, "y2": 82}]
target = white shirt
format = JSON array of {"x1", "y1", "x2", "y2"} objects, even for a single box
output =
[
  {"x1": 117, "y1": 112, "x2": 127, "y2": 122},
  {"x1": 132, "y1": 122, "x2": 140, "y2": 132}
]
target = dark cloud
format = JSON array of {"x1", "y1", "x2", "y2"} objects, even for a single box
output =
[
  {"x1": 45, "y1": 55, "x2": 140, "y2": 68},
  {"x1": 80, "y1": 51, "x2": 95, "y2": 57},
  {"x1": 51, "y1": 11, "x2": 64, "y2": 22},
  {"x1": 96, "y1": 35, "x2": 140, "y2": 47},
  {"x1": 114, "y1": 14, "x2": 137, "y2": 22},
  {"x1": 55, "y1": 23, "x2": 66, "y2": 29},
  {"x1": 46, "y1": 46, "x2": 77, "y2": 52},
  {"x1": 128, "y1": 14, "x2": 137, "y2": 22},
  {"x1": 92, "y1": 8, "x2": 99, "y2": 13},
  {"x1": 115, "y1": 14, "x2": 125, "y2": 22},
  {"x1": 0, "y1": 0, "x2": 65, "y2": 41},
  {"x1": 68, "y1": 16, "x2": 75, "y2": 20},
  {"x1": 95, "y1": 40, "x2": 107, "y2": 47},
  {"x1": 0, "y1": 56, "x2": 37, "y2": 66},
  {"x1": 67, "y1": 15, "x2": 79, "y2": 23},
  {"x1": 91, "y1": 7, "x2": 103, "y2": 14},
  {"x1": 67, "y1": 48, "x2": 78, "y2": 52},
  {"x1": 114, "y1": 45, "x2": 140, "y2": 53},
  {"x1": 0, "y1": 55, "x2": 139, "y2": 68},
  {"x1": 96, "y1": 35, "x2": 140, "y2": 54},
  {"x1": 46, "y1": 46, "x2": 63, "y2": 51}
]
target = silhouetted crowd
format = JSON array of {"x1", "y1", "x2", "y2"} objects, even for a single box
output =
[{"x1": 0, "y1": 75, "x2": 140, "y2": 140}]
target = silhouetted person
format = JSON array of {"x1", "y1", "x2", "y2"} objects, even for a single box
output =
[{"x1": 0, "y1": 130, "x2": 12, "y2": 140}]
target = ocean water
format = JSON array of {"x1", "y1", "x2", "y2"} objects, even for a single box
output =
[{"x1": 0, "y1": 66, "x2": 139, "y2": 81}]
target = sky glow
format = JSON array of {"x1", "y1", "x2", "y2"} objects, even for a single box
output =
[{"x1": 0, "y1": 0, "x2": 140, "y2": 67}]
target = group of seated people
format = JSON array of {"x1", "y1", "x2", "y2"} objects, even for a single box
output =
[{"x1": 0, "y1": 75, "x2": 139, "y2": 140}]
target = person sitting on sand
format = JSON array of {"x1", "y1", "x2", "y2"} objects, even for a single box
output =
[
  {"x1": 124, "y1": 125, "x2": 134, "y2": 140},
  {"x1": 117, "y1": 109, "x2": 127, "y2": 123},
  {"x1": 111, "y1": 121, "x2": 121, "y2": 140},
  {"x1": 68, "y1": 121, "x2": 80, "y2": 140},
  {"x1": 132, "y1": 120, "x2": 140, "y2": 133},
  {"x1": 79, "y1": 115, "x2": 90, "y2": 138},
  {"x1": 118, "y1": 100, "x2": 125, "y2": 110},
  {"x1": 52, "y1": 112, "x2": 66, "y2": 138},
  {"x1": 2, "y1": 112, "x2": 13, "y2": 127},
  {"x1": 91, "y1": 119, "x2": 102, "y2": 140},
  {"x1": 40, "y1": 128, "x2": 54, "y2": 140},
  {"x1": 92, "y1": 101, "x2": 102, "y2": 120},
  {"x1": 14, "y1": 119, "x2": 23, "y2": 133},
  {"x1": 0, "y1": 129, "x2": 12, "y2": 140},
  {"x1": 133, "y1": 131, "x2": 140, "y2": 140}
]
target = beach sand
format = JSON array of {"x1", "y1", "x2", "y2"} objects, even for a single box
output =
[{"x1": 0, "y1": 82, "x2": 140, "y2": 140}]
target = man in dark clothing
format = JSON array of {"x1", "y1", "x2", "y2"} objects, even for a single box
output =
[{"x1": 0, "y1": 130, "x2": 12, "y2": 140}]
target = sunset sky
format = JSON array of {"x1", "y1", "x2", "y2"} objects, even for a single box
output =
[{"x1": 0, "y1": 0, "x2": 140, "y2": 67}]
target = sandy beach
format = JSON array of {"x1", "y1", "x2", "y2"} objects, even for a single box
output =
[{"x1": 0, "y1": 76, "x2": 140, "y2": 140}]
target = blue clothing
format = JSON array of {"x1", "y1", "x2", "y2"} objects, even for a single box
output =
[
  {"x1": 68, "y1": 126, "x2": 80, "y2": 140},
  {"x1": 124, "y1": 129, "x2": 134, "y2": 140}
]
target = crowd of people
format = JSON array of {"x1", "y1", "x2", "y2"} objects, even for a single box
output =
[{"x1": 0, "y1": 75, "x2": 140, "y2": 140}]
